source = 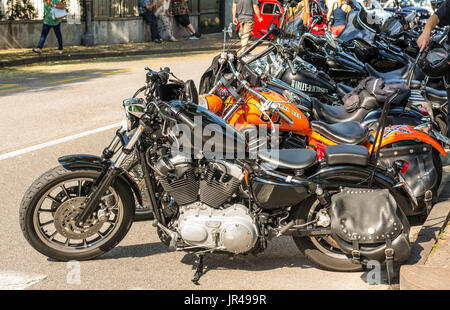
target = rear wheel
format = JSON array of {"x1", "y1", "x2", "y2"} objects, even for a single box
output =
[
  {"x1": 292, "y1": 196, "x2": 364, "y2": 272},
  {"x1": 432, "y1": 149, "x2": 443, "y2": 201}
]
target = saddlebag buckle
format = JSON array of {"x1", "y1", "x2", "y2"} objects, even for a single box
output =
[{"x1": 351, "y1": 250, "x2": 361, "y2": 264}]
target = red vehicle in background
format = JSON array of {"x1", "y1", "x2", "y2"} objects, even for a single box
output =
[{"x1": 235, "y1": 0, "x2": 327, "y2": 38}]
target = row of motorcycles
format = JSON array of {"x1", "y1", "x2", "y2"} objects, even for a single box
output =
[{"x1": 20, "y1": 0, "x2": 449, "y2": 285}]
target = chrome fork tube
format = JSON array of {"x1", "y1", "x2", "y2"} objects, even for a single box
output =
[
  {"x1": 77, "y1": 123, "x2": 145, "y2": 224},
  {"x1": 102, "y1": 127, "x2": 125, "y2": 159},
  {"x1": 114, "y1": 123, "x2": 144, "y2": 168}
]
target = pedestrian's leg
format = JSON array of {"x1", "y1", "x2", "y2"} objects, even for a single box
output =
[
  {"x1": 186, "y1": 23, "x2": 196, "y2": 35},
  {"x1": 239, "y1": 21, "x2": 253, "y2": 54},
  {"x1": 53, "y1": 24, "x2": 64, "y2": 51},
  {"x1": 165, "y1": 15, "x2": 177, "y2": 41},
  {"x1": 37, "y1": 24, "x2": 51, "y2": 50},
  {"x1": 158, "y1": 15, "x2": 170, "y2": 40},
  {"x1": 143, "y1": 11, "x2": 160, "y2": 41},
  {"x1": 148, "y1": 11, "x2": 161, "y2": 40}
]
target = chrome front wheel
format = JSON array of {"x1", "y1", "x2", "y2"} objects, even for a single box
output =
[{"x1": 20, "y1": 166, "x2": 134, "y2": 261}]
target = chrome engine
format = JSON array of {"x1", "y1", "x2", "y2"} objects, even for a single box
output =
[
  {"x1": 153, "y1": 152, "x2": 259, "y2": 254},
  {"x1": 176, "y1": 202, "x2": 259, "y2": 254}
]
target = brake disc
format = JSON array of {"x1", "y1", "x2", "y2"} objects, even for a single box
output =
[{"x1": 54, "y1": 197, "x2": 104, "y2": 239}]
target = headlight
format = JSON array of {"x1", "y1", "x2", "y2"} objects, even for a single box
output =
[
  {"x1": 122, "y1": 98, "x2": 147, "y2": 131},
  {"x1": 122, "y1": 108, "x2": 133, "y2": 132}
]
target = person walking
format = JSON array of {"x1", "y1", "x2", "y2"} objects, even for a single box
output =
[
  {"x1": 417, "y1": 0, "x2": 450, "y2": 139},
  {"x1": 327, "y1": 0, "x2": 352, "y2": 37},
  {"x1": 138, "y1": 0, "x2": 163, "y2": 43},
  {"x1": 232, "y1": 0, "x2": 262, "y2": 54},
  {"x1": 32, "y1": 0, "x2": 65, "y2": 54},
  {"x1": 156, "y1": 0, "x2": 177, "y2": 42},
  {"x1": 170, "y1": 0, "x2": 201, "y2": 40}
]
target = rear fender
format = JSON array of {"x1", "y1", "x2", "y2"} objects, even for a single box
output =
[
  {"x1": 308, "y1": 164, "x2": 417, "y2": 216},
  {"x1": 361, "y1": 108, "x2": 436, "y2": 129},
  {"x1": 58, "y1": 154, "x2": 143, "y2": 207},
  {"x1": 369, "y1": 126, "x2": 447, "y2": 156}
]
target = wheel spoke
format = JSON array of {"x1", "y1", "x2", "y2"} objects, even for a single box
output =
[
  {"x1": 46, "y1": 195, "x2": 62, "y2": 205},
  {"x1": 48, "y1": 231, "x2": 57, "y2": 241},
  {"x1": 40, "y1": 219, "x2": 54, "y2": 227},
  {"x1": 61, "y1": 185, "x2": 70, "y2": 199},
  {"x1": 38, "y1": 209, "x2": 54, "y2": 214},
  {"x1": 78, "y1": 180, "x2": 83, "y2": 197}
]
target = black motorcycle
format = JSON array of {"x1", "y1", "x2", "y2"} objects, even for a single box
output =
[{"x1": 20, "y1": 67, "x2": 415, "y2": 284}]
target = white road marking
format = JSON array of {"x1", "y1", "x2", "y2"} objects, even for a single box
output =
[
  {"x1": 0, "y1": 122, "x2": 122, "y2": 161},
  {"x1": 0, "y1": 270, "x2": 47, "y2": 290}
]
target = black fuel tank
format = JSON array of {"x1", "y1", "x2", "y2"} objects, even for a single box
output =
[
  {"x1": 281, "y1": 69, "x2": 335, "y2": 96},
  {"x1": 168, "y1": 101, "x2": 247, "y2": 158}
]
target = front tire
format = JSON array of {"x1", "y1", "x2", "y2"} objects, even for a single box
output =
[
  {"x1": 292, "y1": 196, "x2": 364, "y2": 272},
  {"x1": 20, "y1": 166, "x2": 134, "y2": 261}
]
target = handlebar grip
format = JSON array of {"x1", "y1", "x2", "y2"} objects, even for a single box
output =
[
  {"x1": 177, "y1": 111, "x2": 196, "y2": 129},
  {"x1": 276, "y1": 108, "x2": 294, "y2": 126},
  {"x1": 287, "y1": 58, "x2": 296, "y2": 75}
]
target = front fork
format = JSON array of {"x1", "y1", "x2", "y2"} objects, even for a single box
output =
[{"x1": 75, "y1": 123, "x2": 145, "y2": 225}]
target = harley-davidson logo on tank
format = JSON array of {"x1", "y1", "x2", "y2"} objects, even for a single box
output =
[{"x1": 291, "y1": 80, "x2": 329, "y2": 93}]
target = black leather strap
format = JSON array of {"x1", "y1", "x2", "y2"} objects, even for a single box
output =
[
  {"x1": 385, "y1": 238, "x2": 395, "y2": 285},
  {"x1": 351, "y1": 240, "x2": 361, "y2": 264}
]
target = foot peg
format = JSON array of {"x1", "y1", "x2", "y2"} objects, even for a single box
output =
[{"x1": 152, "y1": 220, "x2": 178, "y2": 251}]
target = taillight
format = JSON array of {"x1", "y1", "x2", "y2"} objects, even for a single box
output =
[
  {"x1": 400, "y1": 161, "x2": 409, "y2": 174},
  {"x1": 393, "y1": 160, "x2": 409, "y2": 174}
]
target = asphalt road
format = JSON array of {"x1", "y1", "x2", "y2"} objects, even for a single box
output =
[{"x1": 0, "y1": 51, "x2": 447, "y2": 290}]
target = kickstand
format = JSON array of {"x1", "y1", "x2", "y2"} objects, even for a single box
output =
[{"x1": 192, "y1": 254, "x2": 205, "y2": 285}]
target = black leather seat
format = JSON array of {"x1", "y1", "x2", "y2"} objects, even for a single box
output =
[
  {"x1": 365, "y1": 63, "x2": 410, "y2": 80},
  {"x1": 257, "y1": 149, "x2": 316, "y2": 169},
  {"x1": 365, "y1": 63, "x2": 425, "y2": 82},
  {"x1": 311, "y1": 96, "x2": 376, "y2": 123},
  {"x1": 324, "y1": 144, "x2": 369, "y2": 166},
  {"x1": 311, "y1": 121, "x2": 368, "y2": 144},
  {"x1": 335, "y1": 83, "x2": 410, "y2": 108}
]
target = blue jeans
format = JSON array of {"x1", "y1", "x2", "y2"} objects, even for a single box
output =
[
  {"x1": 37, "y1": 23, "x2": 63, "y2": 50},
  {"x1": 142, "y1": 10, "x2": 161, "y2": 41}
]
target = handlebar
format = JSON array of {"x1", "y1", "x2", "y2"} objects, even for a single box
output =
[
  {"x1": 145, "y1": 67, "x2": 170, "y2": 85},
  {"x1": 276, "y1": 107, "x2": 295, "y2": 126},
  {"x1": 173, "y1": 109, "x2": 195, "y2": 129},
  {"x1": 152, "y1": 98, "x2": 196, "y2": 130},
  {"x1": 226, "y1": 58, "x2": 294, "y2": 126}
]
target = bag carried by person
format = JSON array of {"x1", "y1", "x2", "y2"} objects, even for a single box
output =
[{"x1": 51, "y1": 7, "x2": 68, "y2": 20}]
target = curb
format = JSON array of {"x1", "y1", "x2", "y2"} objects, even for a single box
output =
[
  {"x1": 400, "y1": 266, "x2": 450, "y2": 290},
  {"x1": 399, "y1": 200, "x2": 450, "y2": 289},
  {"x1": 0, "y1": 45, "x2": 223, "y2": 69}
]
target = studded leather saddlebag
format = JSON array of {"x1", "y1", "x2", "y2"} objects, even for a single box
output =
[{"x1": 329, "y1": 188, "x2": 411, "y2": 279}]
